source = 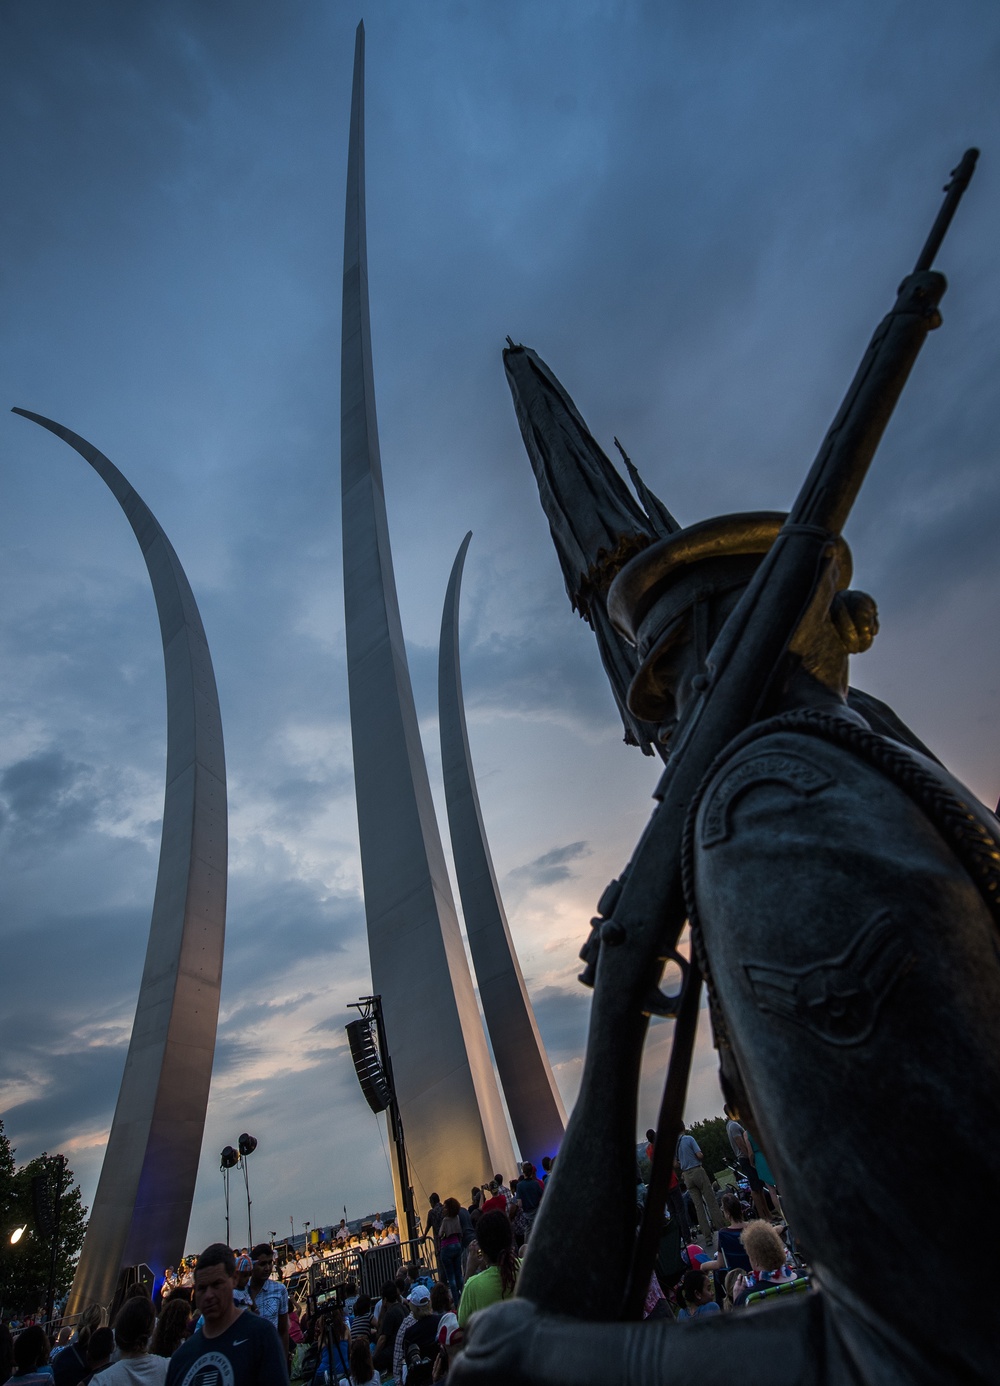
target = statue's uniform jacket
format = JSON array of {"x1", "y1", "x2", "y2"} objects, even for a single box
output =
[
  {"x1": 455, "y1": 707, "x2": 1000, "y2": 1386},
  {"x1": 691, "y1": 710, "x2": 1000, "y2": 1384}
]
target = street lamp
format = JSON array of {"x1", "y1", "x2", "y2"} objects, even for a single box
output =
[{"x1": 10, "y1": 1224, "x2": 26, "y2": 1245}]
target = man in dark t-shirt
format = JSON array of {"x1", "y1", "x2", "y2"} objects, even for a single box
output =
[
  {"x1": 515, "y1": 1163, "x2": 543, "y2": 1227},
  {"x1": 166, "y1": 1241, "x2": 288, "y2": 1386},
  {"x1": 373, "y1": 1281, "x2": 405, "y2": 1376}
]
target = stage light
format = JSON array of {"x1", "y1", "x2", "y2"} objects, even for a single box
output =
[
  {"x1": 220, "y1": 1146, "x2": 240, "y2": 1170},
  {"x1": 10, "y1": 1224, "x2": 26, "y2": 1244},
  {"x1": 346, "y1": 1017, "x2": 392, "y2": 1113},
  {"x1": 238, "y1": 1133, "x2": 257, "y2": 1157}
]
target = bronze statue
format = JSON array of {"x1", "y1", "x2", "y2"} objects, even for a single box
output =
[{"x1": 453, "y1": 151, "x2": 996, "y2": 1384}]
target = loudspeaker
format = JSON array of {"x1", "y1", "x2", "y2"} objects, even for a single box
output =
[
  {"x1": 31, "y1": 1173, "x2": 55, "y2": 1240},
  {"x1": 346, "y1": 1019, "x2": 392, "y2": 1114},
  {"x1": 109, "y1": 1264, "x2": 155, "y2": 1321}
]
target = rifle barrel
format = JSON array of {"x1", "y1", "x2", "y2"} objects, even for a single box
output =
[{"x1": 913, "y1": 147, "x2": 978, "y2": 274}]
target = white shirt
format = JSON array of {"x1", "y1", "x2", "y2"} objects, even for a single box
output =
[{"x1": 96, "y1": 1358, "x2": 169, "y2": 1385}]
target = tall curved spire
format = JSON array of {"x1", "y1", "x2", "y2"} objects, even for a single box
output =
[
  {"x1": 439, "y1": 534, "x2": 566, "y2": 1168},
  {"x1": 339, "y1": 23, "x2": 515, "y2": 1200},
  {"x1": 13, "y1": 408, "x2": 228, "y2": 1313}
]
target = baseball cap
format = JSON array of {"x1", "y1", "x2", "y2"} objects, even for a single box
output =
[{"x1": 407, "y1": 1285, "x2": 431, "y2": 1306}]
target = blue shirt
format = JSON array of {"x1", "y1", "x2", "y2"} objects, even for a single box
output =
[
  {"x1": 678, "y1": 1301, "x2": 721, "y2": 1319},
  {"x1": 676, "y1": 1134, "x2": 702, "y2": 1170}
]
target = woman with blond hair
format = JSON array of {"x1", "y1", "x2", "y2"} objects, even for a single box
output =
[{"x1": 732, "y1": 1220, "x2": 796, "y2": 1306}]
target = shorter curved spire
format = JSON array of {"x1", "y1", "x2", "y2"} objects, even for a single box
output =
[{"x1": 439, "y1": 533, "x2": 566, "y2": 1168}]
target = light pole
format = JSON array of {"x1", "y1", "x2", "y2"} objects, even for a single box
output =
[
  {"x1": 238, "y1": 1134, "x2": 257, "y2": 1247},
  {"x1": 220, "y1": 1146, "x2": 239, "y2": 1247}
]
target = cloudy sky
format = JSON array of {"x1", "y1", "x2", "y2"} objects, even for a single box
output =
[{"x1": 1, "y1": 1, "x2": 998, "y2": 1256}]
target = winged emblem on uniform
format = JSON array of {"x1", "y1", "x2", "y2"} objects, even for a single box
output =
[{"x1": 743, "y1": 909, "x2": 914, "y2": 1045}]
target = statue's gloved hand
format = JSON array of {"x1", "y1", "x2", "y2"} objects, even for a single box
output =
[{"x1": 449, "y1": 1298, "x2": 540, "y2": 1386}]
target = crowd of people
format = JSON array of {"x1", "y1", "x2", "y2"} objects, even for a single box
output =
[{"x1": 1, "y1": 1124, "x2": 807, "y2": 1385}]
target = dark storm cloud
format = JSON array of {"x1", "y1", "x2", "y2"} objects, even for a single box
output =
[
  {"x1": 0, "y1": 1035, "x2": 130, "y2": 1153},
  {"x1": 220, "y1": 879, "x2": 360, "y2": 994},
  {"x1": 509, "y1": 841, "x2": 591, "y2": 889},
  {"x1": 0, "y1": 749, "x2": 96, "y2": 839}
]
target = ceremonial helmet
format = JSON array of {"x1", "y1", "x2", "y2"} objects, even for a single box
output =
[{"x1": 607, "y1": 512, "x2": 854, "y2": 723}]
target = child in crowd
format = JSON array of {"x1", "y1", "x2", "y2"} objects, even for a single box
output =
[{"x1": 675, "y1": 1269, "x2": 721, "y2": 1320}]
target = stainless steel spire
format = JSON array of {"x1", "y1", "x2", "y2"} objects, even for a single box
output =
[
  {"x1": 439, "y1": 534, "x2": 566, "y2": 1169},
  {"x1": 340, "y1": 23, "x2": 515, "y2": 1198},
  {"x1": 13, "y1": 409, "x2": 227, "y2": 1314}
]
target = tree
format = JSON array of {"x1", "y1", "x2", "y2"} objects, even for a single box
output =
[
  {"x1": 688, "y1": 1116, "x2": 735, "y2": 1181},
  {"x1": 0, "y1": 1119, "x2": 88, "y2": 1319}
]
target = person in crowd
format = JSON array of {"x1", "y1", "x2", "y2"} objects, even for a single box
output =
[
  {"x1": 675, "y1": 1269, "x2": 721, "y2": 1321},
  {"x1": 478, "y1": 1183, "x2": 505, "y2": 1217},
  {"x1": 675, "y1": 1123, "x2": 725, "y2": 1249},
  {"x1": 700, "y1": 1191, "x2": 753, "y2": 1279},
  {"x1": 232, "y1": 1255, "x2": 254, "y2": 1310},
  {"x1": 165, "y1": 1243, "x2": 288, "y2": 1385},
  {"x1": 732, "y1": 1220, "x2": 797, "y2": 1305},
  {"x1": 539, "y1": 1157, "x2": 553, "y2": 1185},
  {"x1": 350, "y1": 1295, "x2": 375, "y2": 1345},
  {"x1": 49, "y1": 1329, "x2": 72, "y2": 1362},
  {"x1": 724, "y1": 1103, "x2": 772, "y2": 1224},
  {"x1": 336, "y1": 1219, "x2": 349, "y2": 1243},
  {"x1": 246, "y1": 1242, "x2": 290, "y2": 1362},
  {"x1": 399, "y1": 1287, "x2": 440, "y2": 1386},
  {"x1": 53, "y1": 1305, "x2": 106, "y2": 1386},
  {"x1": 79, "y1": 1328, "x2": 115, "y2": 1384},
  {"x1": 454, "y1": 1203, "x2": 476, "y2": 1273},
  {"x1": 392, "y1": 1288, "x2": 423, "y2": 1386},
  {"x1": 313, "y1": 1306, "x2": 351, "y2": 1385},
  {"x1": 467, "y1": 1190, "x2": 482, "y2": 1232},
  {"x1": 513, "y1": 1164, "x2": 543, "y2": 1237},
  {"x1": 437, "y1": 1198, "x2": 465, "y2": 1306},
  {"x1": 6, "y1": 1325, "x2": 51, "y2": 1385},
  {"x1": 456, "y1": 1211, "x2": 520, "y2": 1327},
  {"x1": 426, "y1": 1193, "x2": 445, "y2": 1256},
  {"x1": 149, "y1": 1299, "x2": 190, "y2": 1360},
  {"x1": 98, "y1": 1297, "x2": 167, "y2": 1384},
  {"x1": 372, "y1": 1214, "x2": 384, "y2": 1235},
  {"x1": 349, "y1": 1337, "x2": 379, "y2": 1386},
  {"x1": 745, "y1": 1121, "x2": 783, "y2": 1221},
  {"x1": 287, "y1": 1303, "x2": 304, "y2": 1349},
  {"x1": 431, "y1": 1282, "x2": 462, "y2": 1378},
  {"x1": 372, "y1": 1282, "x2": 404, "y2": 1380}
]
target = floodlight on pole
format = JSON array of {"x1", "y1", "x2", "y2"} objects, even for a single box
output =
[
  {"x1": 220, "y1": 1145, "x2": 240, "y2": 1246},
  {"x1": 10, "y1": 1224, "x2": 26, "y2": 1245},
  {"x1": 237, "y1": 1134, "x2": 257, "y2": 1247}
]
